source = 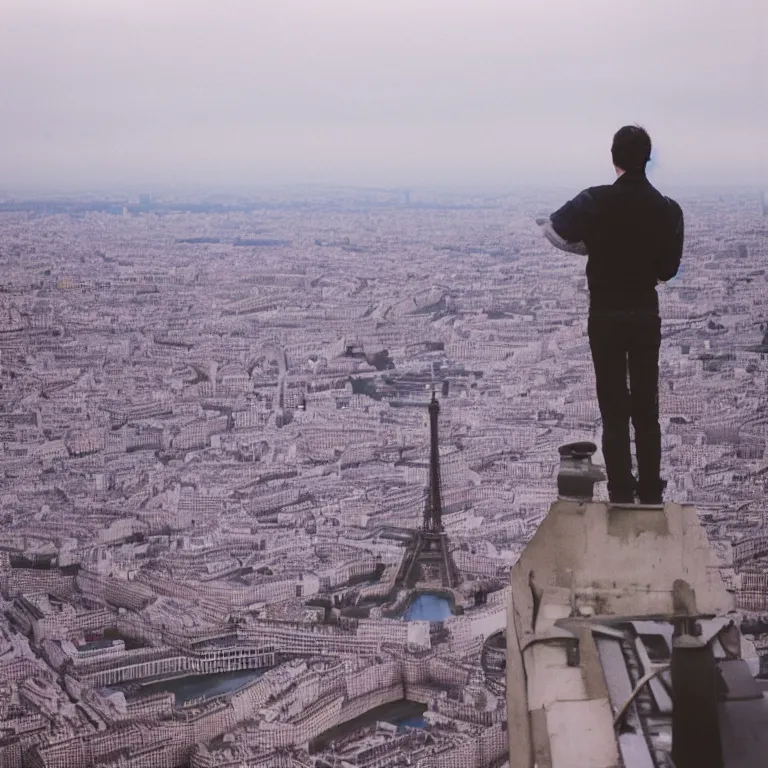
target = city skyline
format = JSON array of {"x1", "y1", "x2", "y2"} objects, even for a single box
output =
[{"x1": 2, "y1": 186, "x2": 768, "y2": 766}]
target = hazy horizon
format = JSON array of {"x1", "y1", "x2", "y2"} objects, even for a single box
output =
[
  {"x1": 1, "y1": 181, "x2": 767, "y2": 202},
  {"x1": 2, "y1": 0, "x2": 766, "y2": 189}
]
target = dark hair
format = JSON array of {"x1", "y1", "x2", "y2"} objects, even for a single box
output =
[{"x1": 611, "y1": 125, "x2": 652, "y2": 171}]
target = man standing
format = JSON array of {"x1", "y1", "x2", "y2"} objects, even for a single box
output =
[{"x1": 539, "y1": 125, "x2": 684, "y2": 504}]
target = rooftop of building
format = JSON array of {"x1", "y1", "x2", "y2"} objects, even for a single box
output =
[{"x1": 507, "y1": 487, "x2": 767, "y2": 768}]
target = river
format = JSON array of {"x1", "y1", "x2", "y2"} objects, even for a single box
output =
[{"x1": 136, "y1": 668, "x2": 266, "y2": 705}]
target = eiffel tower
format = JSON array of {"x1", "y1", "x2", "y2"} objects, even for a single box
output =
[{"x1": 396, "y1": 391, "x2": 460, "y2": 588}]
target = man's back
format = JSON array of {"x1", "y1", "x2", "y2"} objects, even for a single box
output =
[{"x1": 549, "y1": 170, "x2": 684, "y2": 311}]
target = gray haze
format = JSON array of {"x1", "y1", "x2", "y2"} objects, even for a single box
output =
[{"x1": 1, "y1": 0, "x2": 766, "y2": 189}]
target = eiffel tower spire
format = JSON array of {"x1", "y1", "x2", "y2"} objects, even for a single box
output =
[
  {"x1": 424, "y1": 390, "x2": 443, "y2": 533},
  {"x1": 395, "y1": 391, "x2": 459, "y2": 589}
]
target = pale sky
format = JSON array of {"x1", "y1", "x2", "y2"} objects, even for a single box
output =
[{"x1": 1, "y1": 0, "x2": 766, "y2": 189}]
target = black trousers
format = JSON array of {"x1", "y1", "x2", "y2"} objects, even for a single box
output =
[{"x1": 587, "y1": 309, "x2": 664, "y2": 500}]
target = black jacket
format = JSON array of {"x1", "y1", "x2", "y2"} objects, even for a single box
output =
[{"x1": 549, "y1": 170, "x2": 684, "y2": 312}]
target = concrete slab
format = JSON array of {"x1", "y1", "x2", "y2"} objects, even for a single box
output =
[
  {"x1": 513, "y1": 501, "x2": 731, "y2": 619},
  {"x1": 527, "y1": 643, "x2": 586, "y2": 709},
  {"x1": 509, "y1": 499, "x2": 734, "y2": 767},
  {"x1": 531, "y1": 707, "x2": 554, "y2": 768},
  {"x1": 547, "y1": 698, "x2": 619, "y2": 767}
]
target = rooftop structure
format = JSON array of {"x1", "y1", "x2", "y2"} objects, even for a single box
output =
[{"x1": 507, "y1": 446, "x2": 765, "y2": 768}]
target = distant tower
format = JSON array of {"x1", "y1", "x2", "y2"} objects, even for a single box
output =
[
  {"x1": 423, "y1": 391, "x2": 443, "y2": 533},
  {"x1": 396, "y1": 392, "x2": 459, "y2": 588},
  {"x1": 762, "y1": 191, "x2": 768, "y2": 217},
  {"x1": 404, "y1": 189, "x2": 411, "y2": 207}
]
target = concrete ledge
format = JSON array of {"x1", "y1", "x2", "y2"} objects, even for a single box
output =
[
  {"x1": 547, "y1": 698, "x2": 619, "y2": 768},
  {"x1": 511, "y1": 501, "x2": 731, "y2": 619},
  {"x1": 507, "y1": 499, "x2": 733, "y2": 768}
]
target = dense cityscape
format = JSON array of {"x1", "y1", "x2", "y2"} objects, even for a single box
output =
[{"x1": 1, "y1": 185, "x2": 767, "y2": 767}]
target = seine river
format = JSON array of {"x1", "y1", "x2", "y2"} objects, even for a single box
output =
[
  {"x1": 309, "y1": 700, "x2": 428, "y2": 752},
  {"x1": 137, "y1": 668, "x2": 266, "y2": 705}
]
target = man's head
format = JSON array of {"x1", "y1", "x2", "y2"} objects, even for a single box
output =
[{"x1": 611, "y1": 125, "x2": 652, "y2": 174}]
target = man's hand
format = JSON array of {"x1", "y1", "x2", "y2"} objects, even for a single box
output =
[{"x1": 537, "y1": 217, "x2": 588, "y2": 256}]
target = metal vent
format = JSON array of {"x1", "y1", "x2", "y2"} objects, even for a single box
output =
[{"x1": 557, "y1": 441, "x2": 606, "y2": 501}]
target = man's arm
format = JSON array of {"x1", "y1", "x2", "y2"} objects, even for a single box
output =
[
  {"x1": 538, "y1": 189, "x2": 596, "y2": 256},
  {"x1": 537, "y1": 218, "x2": 588, "y2": 255},
  {"x1": 657, "y1": 199, "x2": 684, "y2": 282}
]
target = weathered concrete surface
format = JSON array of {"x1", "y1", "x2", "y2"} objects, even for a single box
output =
[
  {"x1": 514, "y1": 502, "x2": 730, "y2": 621},
  {"x1": 506, "y1": 593, "x2": 532, "y2": 768},
  {"x1": 547, "y1": 698, "x2": 619, "y2": 768},
  {"x1": 506, "y1": 501, "x2": 732, "y2": 768}
]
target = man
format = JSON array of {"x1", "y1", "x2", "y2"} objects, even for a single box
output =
[{"x1": 539, "y1": 125, "x2": 684, "y2": 504}]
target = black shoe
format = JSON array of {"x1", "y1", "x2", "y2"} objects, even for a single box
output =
[
  {"x1": 608, "y1": 476, "x2": 637, "y2": 505},
  {"x1": 638, "y1": 479, "x2": 667, "y2": 505},
  {"x1": 609, "y1": 491, "x2": 636, "y2": 504}
]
